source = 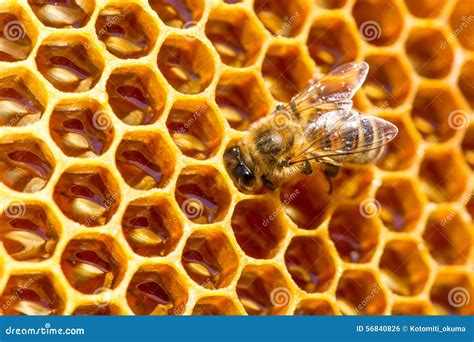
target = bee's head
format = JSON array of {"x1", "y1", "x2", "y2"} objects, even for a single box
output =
[{"x1": 224, "y1": 145, "x2": 257, "y2": 193}]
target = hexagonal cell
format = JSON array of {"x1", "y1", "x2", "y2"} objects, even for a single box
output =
[
  {"x1": 49, "y1": 100, "x2": 114, "y2": 158},
  {"x1": 192, "y1": 296, "x2": 240, "y2": 315},
  {"x1": 307, "y1": 17, "x2": 358, "y2": 72},
  {"x1": 0, "y1": 136, "x2": 54, "y2": 193},
  {"x1": 149, "y1": 0, "x2": 204, "y2": 28},
  {"x1": 405, "y1": 27, "x2": 454, "y2": 79},
  {"x1": 430, "y1": 271, "x2": 473, "y2": 315},
  {"x1": 0, "y1": 6, "x2": 36, "y2": 61},
  {"x1": 167, "y1": 100, "x2": 223, "y2": 160},
  {"x1": 411, "y1": 85, "x2": 464, "y2": 143},
  {"x1": 0, "y1": 201, "x2": 60, "y2": 262},
  {"x1": 175, "y1": 165, "x2": 231, "y2": 224},
  {"x1": 53, "y1": 165, "x2": 121, "y2": 227},
  {"x1": 182, "y1": 229, "x2": 238, "y2": 289},
  {"x1": 115, "y1": 131, "x2": 175, "y2": 190},
  {"x1": 391, "y1": 300, "x2": 432, "y2": 315},
  {"x1": 231, "y1": 198, "x2": 287, "y2": 259},
  {"x1": 0, "y1": 273, "x2": 64, "y2": 315},
  {"x1": 353, "y1": 0, "x2": 403, "y2": 46},
  {"x1": 122, "y1": 197, "x2": 183, "y2": 257},
  {"x1": 419, "y1": 149, "x2": 469, "y2": 203},
  {"x1": 205, "y1": 7, "x2": 264, "y2": 67},
  {"x1": 95, "y1": 3, "x2": 157, "y2": 59},
  {"x1": 237, "y1": 264, "x2": 291, "y2": 315},
  {"x1": 377, "y1": 116, "x2": 420, "y2": 171},
  {"x1": 316, "y1": 0, "x2": 347, "y2": 9},
  {"x1": 285, "y1": 236, "x2": 336, "y2": 293},
  {"x1": 35, "y1": 34, "x2": 104, "y2": 92},
  {"x1": 61, "y1": 234, "x2": 126, "y2": 294},
  {"x1": 262, "y1": 42, "x2": 313, "y2": 102},
  {"x1": 336, "y1": 270, "x2": 387, "y2": 315},
  {"x1": 216, "y1": 71, "x2": 270, "y2": 131},
  {"x1": 363, "y1": 55, "x2": 411, "y2": 108},
  {"x1": 375, "y1": 178, "x2": 424, "y2": 232},
  {"x1": 458, "y1": 59, "x2": 474, "y2": 109},
  {"x1": 462, "y1": 124, "x2": 474, "y2": 169},
  {"x1": 0, "y1": 69, "x2": 46, "y2": 127},
  {"x1": 450, "y1": 1, "x2": 474, "y2": 50},
  {"x1": 379, "y1": 240, "x2": 430, "y2": 296},
  {"x1": 280, "y1": 173, "x2": 330, "y2": 230},
  {"x1": 423, "y1": 208, "x2": 472, "y2": 265},
  {"x1": 73, "y1": 303, "x2": 122, "y2": 315},
  {"x1": 404, "y1": 0, "x2": 447, "y2": 18},
  {"x1": 328, "y1": 203, "x2": 380, "y2": 263},
  {"x1": 294, "y1": 299, "x2": 337, "y2": 315},
  {"x1": 157, "y1": 35, "x2": 215, "y2": 94},
  {"x1": 253, "y1": 0, "x2": 308, "y2": 38},
  {"x1": 106, "y1": 66, "x2": 166, "y2": 126},
  {"x1": 28, "y1": 0, "x2": 94, "y2": 28},
  {"x1": 126, "y1": 264, "x2": 188, "y2": 315}
]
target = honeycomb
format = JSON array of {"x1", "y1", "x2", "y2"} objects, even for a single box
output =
[{"x1": 0, "y1": 0, "x2": 472, "y2": 316}]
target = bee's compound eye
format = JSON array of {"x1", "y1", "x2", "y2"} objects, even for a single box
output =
[
  {"x1": 226, "y1": 146, "x2": 240, "y2": 158},
  {"x1": 233, "y1": 164, "x2": 255, "y2": 188}
]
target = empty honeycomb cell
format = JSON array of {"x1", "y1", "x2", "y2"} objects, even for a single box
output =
[
  {"x1": 253, "y1": 0, "x2": 309, "y2": 38},
  {"x1": 0, "y1": 69, "x2": 46, "y2": 127},
  {"x1": 237, "y1": 264, "x2": 291, "y2": 315},
  {"x1": 192, "y1": 296, "x2": 240, "y2": 315},
  {"x1": 316, "y1": 0, "x2": 346, "y2": 9},
  {"x1": 205, "y1": 7, "x2": 264, "y2": 68},
  {"x1": 405, "y1": 27, "x2": 454, "y2": 79},
  {"x1": 419, "y1": 148, "x2": 469, "y2": 203},
  {"x1": 353, "y1": 0, "x2": 403, "y2": 46},
  {"x1": 167, "y1": 99, "x2": 223, "y2": 160},
  {"x1": 328, "y1": 203, "x2": 380, "y2": 263},
  {"x1": 231, "y1": 198, "x2": 287, "y2": 259},
  {"x1": 0, "y1": 273, "x2": 64, "y2": 315},
  {"x1": 262, "y1": 42, "x2": 313, "y2": 102},
  {"x1": 423, "y1": 208, "x2": 472, "y2": 265},
  {"x1": 175, "y1": 165, "x2": 231, "y2": 224},
  {"x1": 0, "y1": 136, "x2": 54, "y2": 193},
  {"x1": 61, "y1": 234, "x2": 126, "y2": 294},
  {"x1": 336, "y1": 270, "x2": 387, "y2": 315},
  {"x1": 35, "y1": 34, "x2": 104, "y2": 93},
  {"x1": 73, "y1": 303, "x2": 123, "y2": 315},
  {"x1": 122, "y1": 197, "x2": 183, "y2": 257},
  {"x1": 379, "y1": 239, "x2": 430, "y2": 296},
  {"x1": 363, "y1": 55, "x2": 411, "y2": 108},
  {"x1": 126, "y1": 264, "x2": 188, "y2": 315},
  {"x1": 307, "y1": 17, "x2": 358, "y2": 72},
  {"x1": 377, "y1": 116, "x2": 420, "y2": 171},
  {"x1": 149, "y1": 0, "x2": 204, "y2": 28},
  {"x1": 157, "y1": 35, "x2": 215, "y2": 94},
  {"x1": 462, "y1": 124, "x2": 474, "y2": 169},
  {"x1": 284, "y1": 236, "x2": 336, "y2": 293},
  {"x1": 28, "y1": 0, "x2": 94, "y2": 28},
  {"x1": 450, "y1": 0, "x2": 474, "y2": 50},
  {"x1": 375, "y1": 178, "x2": 424, "y2": 232},
  {"x1": 411, "y1": 85, "x2": 464, "y2": 143},
  {"x1": 294, "y1": 299, "x2": 337, "y2": 315},
  {"x1": 106, "y1": 66, "x2": 166, "y2": 126},
  {"x1": 0, "y1": 7, "x2": 36, "y2": 62},
  {"x1": 53, "y1": 165, "x2": 121, "y2": 227},
  {"x1": 430, "y1": 271, "x2": 473, "y2": 315},
  {"x1": 115, "y1": 132, "x2": 175, "y2": 190},
  {"x1": 458, "y1": 59, "x2": 474, "y2": 109},
  {"x1": 216, "y1": 71, "x2": 270, "y2": 131},
  {"x1": 95, "y1": 3, "x2": 157, "y2": 59},
  {"x1": 391, "y1": 300, "x2": 432, "y2": 315},
  {"x1": 49, "y1": 100, "x2": 114, "y2": 158},
  {"x1": 182, "y1": 229, "x2": 238, "y2": 289},
  {"x1": 0, "y1": 201, "x2": 60, "y2": 262},
  {"x1": 404, "y1": 0, "x2": 447, "y2": 18}
]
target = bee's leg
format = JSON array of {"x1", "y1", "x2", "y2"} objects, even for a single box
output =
[
  {"x1": 300, "y1": 160, "x2": 312, "y2": 175},
  {"x1": 261, "y1": 175, "x2": 277, "y2": 191},
  {"x1": 323, "y1": 163, "x2": 339, "y2": 195}
]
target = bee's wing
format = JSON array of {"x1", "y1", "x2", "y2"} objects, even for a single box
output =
[
  {"x1": 285, "y1": 62, "x2": 369, "y2": 122},
  {"x1": 288, "y1": 109, "x2": 398, "y2": 165}
]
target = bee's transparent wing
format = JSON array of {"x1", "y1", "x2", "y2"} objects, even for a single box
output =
[
  {"x1": 284, "y1": 62, "x2": 369, "y2": 122},
  {"x1": 288, "y1": 109, "x2": 398, "y2": 165}
]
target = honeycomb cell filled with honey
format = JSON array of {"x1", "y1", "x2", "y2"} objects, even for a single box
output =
[{"x1": 0, "y1": 0, "x2": 471, "y2": 317}]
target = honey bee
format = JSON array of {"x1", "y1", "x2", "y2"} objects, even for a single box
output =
[{"x1": 224, "y1": 62, "x2": 398, "y2": 193}]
